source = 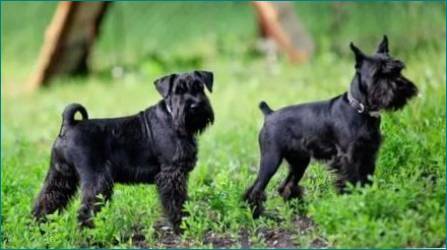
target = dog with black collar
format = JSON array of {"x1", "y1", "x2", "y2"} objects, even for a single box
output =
[
  {"x1": 244, "y1": 36, "x2": 418, "y2": 218},
  {"x1": 32, "y1": 71, "x2": 214, "y2": 232}
]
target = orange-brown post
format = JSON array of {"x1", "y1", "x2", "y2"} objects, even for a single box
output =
[
  {"x1": 28, "y1": 2, "x2": 109, "y2": 90},
  {"x1": 252, "y1": 1, "x2": 313, "y2": 64}
]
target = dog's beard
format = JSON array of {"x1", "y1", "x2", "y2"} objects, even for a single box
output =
[
  {"x1": 368, "y1": 75, "x2": 418, "y2": 111},
  {"x1": 186, "y1": 106, "x2": 214, "y2": 135},
  {"x1": 173, "y1": 103, "x2": 214, "y2": 136}
]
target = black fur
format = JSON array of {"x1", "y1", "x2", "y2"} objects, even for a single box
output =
[
  {"x1": 32, "y1": 71, "x2": 214, "y2": 232},
  {"x1": 244, "y1": 36, "x2": 418, "y2": 218}
]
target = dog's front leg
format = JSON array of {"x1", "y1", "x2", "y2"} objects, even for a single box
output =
[
  {"x1": 334, "y1": 165, "x2": 361, "y2": 193},
  {"x1": 155, "y1": 166, "x2": 187, "y2": 234},
  {"x1": 338, "y1": 141, "x2": 379, "y2": 192},
  {"x1": 333, "y1": 156, "x2": 376, "y2": 193}
]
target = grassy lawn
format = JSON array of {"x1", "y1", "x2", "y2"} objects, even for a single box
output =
[{"x1": 2, "y1": 2, "x2": 445, "y2": 248}]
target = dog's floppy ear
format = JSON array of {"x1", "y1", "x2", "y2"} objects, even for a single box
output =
[
  {"x1": 350, "y1": 42, "x2": 366, "y2": 68},
  {"x1": 154, "y1": 74, "x2": 177, "y2": 98},
  {"x1": 194, "y1": 70, "x2": 213, "y2": 93},
  {"x1": 376, "y1": 35, "x2": 389, "y2": 55}
]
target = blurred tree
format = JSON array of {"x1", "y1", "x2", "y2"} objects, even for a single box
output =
[{"x1": 29, "y1": 2, "x2": 109, "y2": 89}]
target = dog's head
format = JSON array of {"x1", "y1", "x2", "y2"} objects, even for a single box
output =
[
  {"x1": 154, "y1": 70, "x2": 214, "y2": 135},
  {"x1": 349, "y1": 36, "x2": 418, "y2": 112}
]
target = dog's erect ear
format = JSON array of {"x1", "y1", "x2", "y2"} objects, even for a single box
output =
[
  {"x1": 376, "y1": 35, "x2": 389, "y2": 54},
  {"x1": 350, "y1": 42, "x2": 366, "y2": 68},
  {"x1": 194, "y1": 70, "x2": 213, "y2": 93},
  {"x1": 154, "y1": 74, "x2": 177, "y2": 98}
]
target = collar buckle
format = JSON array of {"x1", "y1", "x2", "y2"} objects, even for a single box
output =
[
  {"x1": 357, "y1": 103, "x2": 365, "y2": 113},
  {"x1": 165, "y1": 102, "x2": 172, "y2": 115},
  {"x1": 347, "y1": 92, "x2": 380, "y2": 118}
]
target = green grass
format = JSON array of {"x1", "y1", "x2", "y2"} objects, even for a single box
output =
[{"x1": 2, "y1": 2, "x2": 446, "y2": 248}]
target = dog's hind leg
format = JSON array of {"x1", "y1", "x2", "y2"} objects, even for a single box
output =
[
  {"x1": 278, "y1": 154, "x2": 310, "y2": 200},
  {"x1": 244, "y1": 147, "x2": 283, "y2": 218},
  {"x1": 32, "y1": 158, "x2": 78, "y2": 221},
  {"x1": 77, "y1": 170, "x2": 113, "y2": 228}
]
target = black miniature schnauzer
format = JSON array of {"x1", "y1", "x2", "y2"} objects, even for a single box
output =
[
  {"x1": 244, "y1": 36, "x2": 418, "y2": 218},
  {"x1": 32, "y1": 71, "x2": 214, "y2": 232}
]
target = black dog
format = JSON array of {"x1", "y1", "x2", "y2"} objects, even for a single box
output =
[
  {"x1": 244, "y1": 36, "x2": 418, "y2": 218},
  {"x1": 32, "y1": 71, "x2": 214, "y2": 232}
]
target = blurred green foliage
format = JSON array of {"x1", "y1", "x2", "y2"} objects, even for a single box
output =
[{"x1": 1, "y1": 2, "x2": 445, "y2": 248}]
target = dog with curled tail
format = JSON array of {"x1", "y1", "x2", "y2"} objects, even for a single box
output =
[{"x1": 32, "y1": 71, "x2": 214, "y2": 233}]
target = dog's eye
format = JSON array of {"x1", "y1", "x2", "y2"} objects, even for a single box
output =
[
  {"x1": 175, "y1": 86, "x2": 185, "y2": 95},
  {"x1": 191, "y1": 81, "x2": 203, "y2": 93},
  {"x1": 196, "y1": 84, "x2": 204, "y2": 92}
]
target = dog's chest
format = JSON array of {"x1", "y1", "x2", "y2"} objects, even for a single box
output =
[
  {"x1": 307, "y1": 116, "x2": 381, "y2": 161},
  {"x1": 171, "y1": 138, "x2": 198, "y2": 171},
  {"x1": 144, "y1": 127, "x2": 198, "y2": 171}
]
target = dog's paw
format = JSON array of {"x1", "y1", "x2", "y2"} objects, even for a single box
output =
[
  {"x1": 243, "y1": 190, "x2": 266, "y2": 219},
  {"x1": 251, "y1": 204, "x2": 264, "y2": 219},
  {"x1": 154, "y1": 217, "x2": 184, "y2": 235},
  {"x1": 172, "y1": 224, "x2": 184, "y2": 235},
  {"x1": 242, "y1": 186, "x2": 253, "y2": 202},
  {"x1": 279, "y1": 184, "x2": 303, "y2": 201},
  {"x1": 79, "y1": 219, "x2": 95, "y2": 229}
]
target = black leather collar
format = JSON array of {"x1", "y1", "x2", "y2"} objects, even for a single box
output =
[{"x1": 347, "y1": 92, "x2": 380, "y2": 118}]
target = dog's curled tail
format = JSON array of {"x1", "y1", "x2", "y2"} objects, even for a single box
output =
[
  {"x1": 259, "y1": 101, "x2": 274, "y2": 116},
  {"x1": 62, "y1": 103, "x2": 88, "y2": 127}
]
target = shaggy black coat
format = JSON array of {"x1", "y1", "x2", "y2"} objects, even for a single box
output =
[
  {"x1": 244, "y1": 36, "x2": 418, "y2": 218},
  {"x1": 32, "y1": 71, "x2": 214, "y2": 232}
]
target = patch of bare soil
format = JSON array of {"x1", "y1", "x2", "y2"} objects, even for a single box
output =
[
  {"x1": 256, "y1": 227, "x2": 297, "y2": 248},
  {"x1": 203, "y1": 232, "x2": 237, "y2": 248},
  {"x1": 293, "y1": 216, "x2": 328, "y2": 248},
  {"x1": 152, "y1": 220, "x2": 188, "y2": 248},
  {"x1": 131, "y1": 215, "x2": 328, "y2": 248}
]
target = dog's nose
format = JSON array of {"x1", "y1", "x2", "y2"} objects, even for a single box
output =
[{"x1": 394, "y1": 60, "x2": 405, "y2": 70}]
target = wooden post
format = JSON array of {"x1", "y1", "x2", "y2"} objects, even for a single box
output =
[
  {"x1": 28, "y1": 2, "x2": 109, "y2": 90},
  {"x1": 252, "y1": 2, "x2": 314, "y2": 64}
]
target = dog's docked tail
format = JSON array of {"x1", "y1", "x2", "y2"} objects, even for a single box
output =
[
  {"x1": 62, "y1": 103, "x2": 88, "y2": 127},
  {"x1": 259, "y1": 101, "x2": 274, "y2": 116}
]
